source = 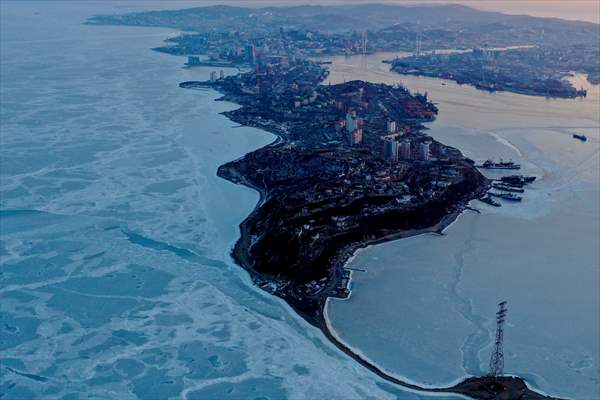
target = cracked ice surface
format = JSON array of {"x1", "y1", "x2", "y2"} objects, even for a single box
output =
[{"x1": 0, "y1": 3, "x2": 465, "y2": 399}]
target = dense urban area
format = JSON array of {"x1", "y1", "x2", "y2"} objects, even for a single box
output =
[
  {"x1": 87, "y1": 4, "x2": 583, "y2": 399},
  {"x1": 179, "y1": 55, "x2": 548, "y2": 400},
  {"x1": 180, "y1": 58, "x2": 486, "y2": 316},
  {"x1": 89, "y1": 3, "x2": 600, "y2": 97},
  {"x1": 391, "y1": 45, "x2": 595, "y2": 98}
]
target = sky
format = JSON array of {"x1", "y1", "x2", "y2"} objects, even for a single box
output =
[
  {"x1": 136, "y1": 0, "x2": 600, "y2": 24},
  {"x1": 425, "y1": 0, "x2": 600, "y2": 23}
]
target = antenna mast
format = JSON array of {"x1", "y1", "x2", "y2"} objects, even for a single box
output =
[
  {"x1": 415, "y1": 31, "x2": 421, "y2": 56},
  {"x1": 362, "y1": 31, "x2": 367, "y2": 55},
  {"x1": 489, "y1": 301, "x2": 508, "y2": 377}
]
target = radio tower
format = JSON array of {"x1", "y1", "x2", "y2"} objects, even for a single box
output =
[
  {"x1": 415, "y1": 31, "x2": 422, "y2": 56},
  {"x1": 489, "y1": 301, "x2": 508, "y2": 377},
  {"x1": 362, "y1": 31, "x2": 367, "y2": 54}
]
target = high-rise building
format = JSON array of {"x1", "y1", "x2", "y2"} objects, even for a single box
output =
[
  {"x1": 210, "y1": 71, "x2": 217, "y2": 82},
  {"x1": 383, "y1": 138, "x2": 399, "y2": 161},
  {"x1": 387, "y1": 119, "x2": 397, "y2": 134},
  {"x1": 347, "y1": 128, "x2": 362, "y2": 146},
  {"x1": 346, "y1": 111, "x2": 357, "y2": 133},
  {"x1": 245, "y1": 44, "x2": 256, "y2": 64},
  {"x1": 399, "y1": 140, "x2": 411, "y2": 160},
  {"x1": 219, "y1": 69, "x2": 225, "y2": 79},
  {"x1": 418, "y1": 142, "x2": 430, "y2": 161}
]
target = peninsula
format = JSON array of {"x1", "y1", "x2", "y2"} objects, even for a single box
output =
[
  {"x1": 88, "y1": 4, "x2": 575, "y2": 399},
  {"x1": 390, "y1": 46, "x2": 592, "y2": 98},
  {"x1": 179, "y1": 59, "x2": 558, "y2": 399},
  {"x1": 183, "y1": 59, "x2": 485, "y2": 324}
]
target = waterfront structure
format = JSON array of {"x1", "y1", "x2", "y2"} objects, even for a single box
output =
[
  {"x1": 187, "y1": 55, "x2": 201, "y2": 66},
  {"x1": 387, "y1": 119, "x2": 397, "y2": 133},
  {"x1": 399, "y1": 140, "x2": 411, "y2": 160},
  {"x1": 383, "y1": 138, "x2": 399, "y2": 161},
  {"x1": 418, "y1": 141, "x2": 430, "y2": 161},
  {"x1": 489, "y1": 301, "x2": 508, "y2": 377}
]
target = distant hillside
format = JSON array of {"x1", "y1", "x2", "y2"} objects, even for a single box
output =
[
  {"x1": 87, "y1": 3, "x2": 598, "y2": 47},
  {"x1": 88, "y1": 4, "x2": 505, "y2": 32}
]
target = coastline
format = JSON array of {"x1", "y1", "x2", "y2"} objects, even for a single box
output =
[
  {"x1": 226, "y1": 168, "x2": 561, "y2": 400},
  {"x1": 389, "y1": 68, "x2": 588, "y2": 99},
  {"x1": 180, "y1": 60, "x2": 562, "y2": 400},
  {"x1": 214, "y1": 88, "x2": 488, "y2": 326},
  {"x1": 3, "y1": 3, "x2": 595, "y2": 398},
  {"x1": 314, "y1": 207, "x2": 476, "y2": 393},
  {"x1": 222, "y1": 111, "x2": 479, "y2": 395},
  {"x1": 319, "y1": 205, "x2": 498, "y2": 392}
]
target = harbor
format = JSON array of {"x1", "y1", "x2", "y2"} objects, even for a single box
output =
[{"x1": 323, "y1": 51, "x2": 600, "y2": 399}]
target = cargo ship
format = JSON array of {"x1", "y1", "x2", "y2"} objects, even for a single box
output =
[
  {"x1": 492, "y1": 183, "x2": 525, "y2": 193},
  {"x1": 478, "y1": 159, "x2": 521, "y2": 170},
  {"x1": 500, "y1": 175, "x2": 536, "y2": 186}
]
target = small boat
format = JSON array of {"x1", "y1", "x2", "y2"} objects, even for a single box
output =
[
  {"x1": 490, "y1": 191, "x2": 523, "y2": 202},
  {"x1": 498, "y1": 180, "x2": 524, "y2": 188},
  {"x1": 573, "y1": 133, "x2": 587, "y2": 142},
  {"x1": 479, "y1": 195, "x2": 501, "y2": 207},
  {"x1": 492, "y1": 183, "x2": 524, "y2": 193},
  {"x1": 500, "y1": 175, "x2": 536, "y2": 185}
]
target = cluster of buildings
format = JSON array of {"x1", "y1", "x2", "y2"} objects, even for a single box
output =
[
  {"x1": 205, "y1": 52, "x2": 478, "y2": 309},
  {"x1": 171, "y1": 27, "x2": 412, "y2": 69},
  {"x1": 201, "y1": 52, "x2": 441, "y2": 177},
  {"x1": 392, "y1": 46, "x2": 589, "y2": 98},
  {"x1": 159, "y1": 9, "x2": 598, "y2": 100},
  {"x1": 209, "y1": 69, "x2": 225, "y2": 82},
  {"x1": 383, "y1": 134, "x2": 431, "y2": 162},
  {"x1": 198, "y1": 51, "x2": 452, "y2": 207}
]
